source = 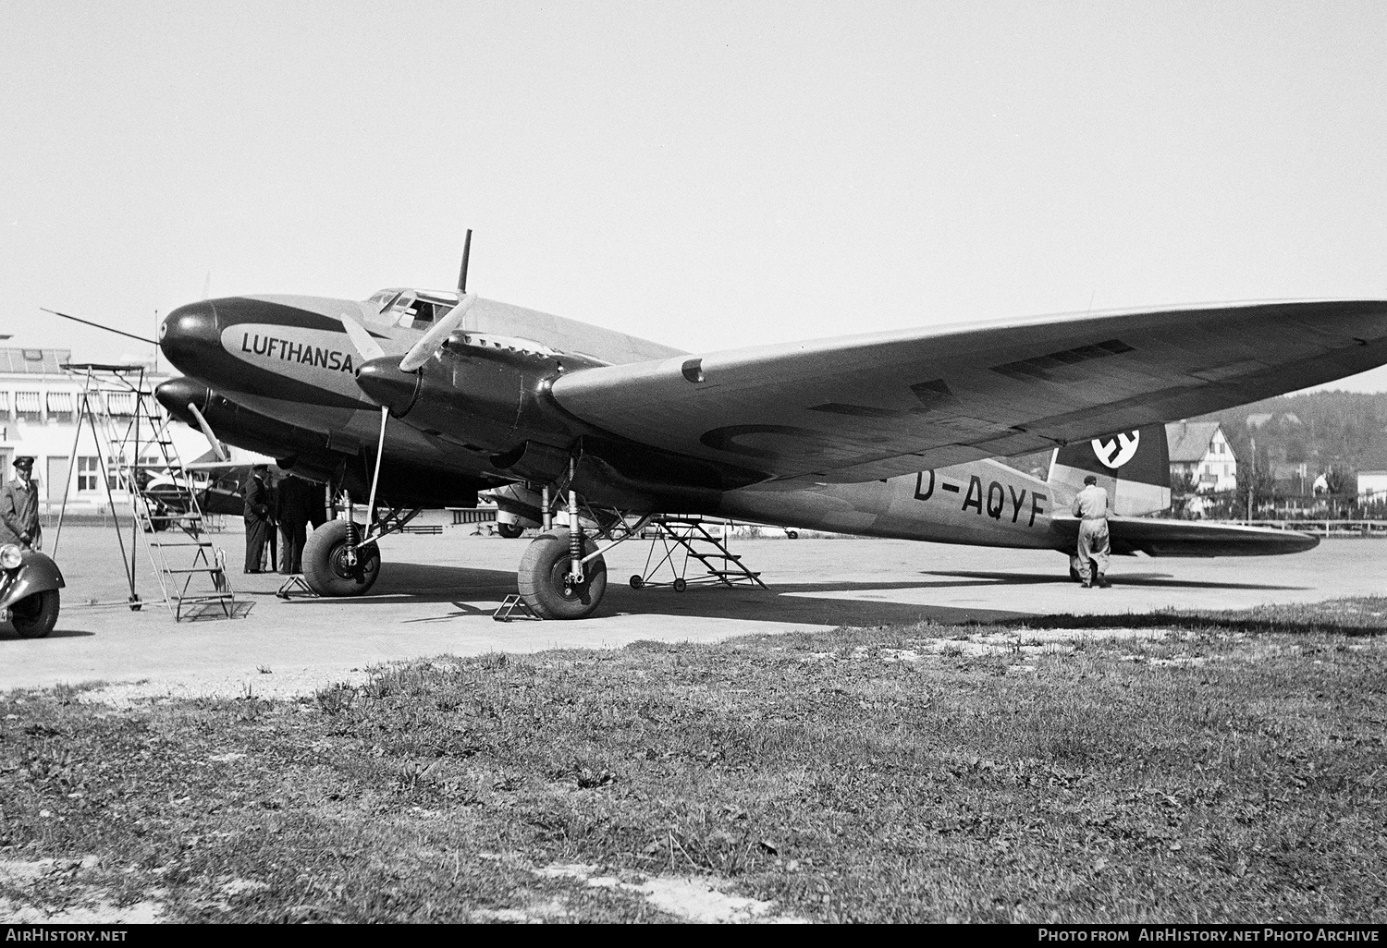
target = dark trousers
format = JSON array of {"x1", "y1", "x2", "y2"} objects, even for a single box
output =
[
  {"x1": 279, "y1": 520, "x2": 308, "y2": 574},
  {"x1": 245, "y1": 518, "x2": 271, "y2": 572}
]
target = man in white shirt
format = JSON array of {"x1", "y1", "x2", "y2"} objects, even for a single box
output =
[{"x1": 1071, "y1": 474, "x2": 1111, "y2": 588}]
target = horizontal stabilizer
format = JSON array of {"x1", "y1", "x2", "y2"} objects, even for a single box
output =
[{"x1": 1049, "y1": 516, "x2": 1318, "y2": 557}]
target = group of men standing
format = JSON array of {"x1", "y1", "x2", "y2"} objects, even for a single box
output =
[{"x1": 243, "y1": 465, "x2": 325, "y2": 574}]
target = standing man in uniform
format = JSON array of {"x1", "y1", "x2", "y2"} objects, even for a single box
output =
[
  {"x1": 0, "y1": 456, "x2": 42, "y2": 551},
  {"x1": 274, "y1": 473, "x2": 314, "y2": 574},
  {"x1": 1071, "y1": 474, "x2": 1112, "y2": 588},
  {"x1": 243, "y1": 463, "x2": 273, "y2": 573}
]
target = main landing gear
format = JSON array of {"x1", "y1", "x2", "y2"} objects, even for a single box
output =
[
  {"x1": 303, "y1": 519, "x2": 381, "y2": 596},
  {"x1": 300, "y1": 498, "x2": 424, "y2": 598},
  {"x1": 511, "y1": 463, "x2": 630, "y2": 620},
  {"x1": 516, "y1": 530, "x2": 607, "y2": 619}
]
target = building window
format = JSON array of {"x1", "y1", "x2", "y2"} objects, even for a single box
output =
[
  {"x1": 106, "y1": 455, "x2": 126, "y2": 491},
  {"x1": 106, "y1": 392, "x2": 135, "y2": 417},
  {"x1": 77, "y1": 456, "x2": 101, "y2": 492},
  {"x1": 14, "y1": 392, "x2": 41, "y2": 423},
  {"x1": 46, "y1": 391, "x2": 75, "y2": 425}
]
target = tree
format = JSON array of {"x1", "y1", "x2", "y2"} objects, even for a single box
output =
[{"x1": 1235, "y1": 466, "x2": 1277, "y2": 519}]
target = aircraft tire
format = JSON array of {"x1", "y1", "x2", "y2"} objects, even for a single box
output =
[
  {"x1": 517, "y1": 530, "x2": 606, "y2": 620},
  {"x1": 10, "y1": 590, "x2": 59, "y2": 639},
  {"x1": 496, "y1": 521, "x2": 524, "y2": 539},
  {"x1": 303, "y1": 520, "x2": 381, "y2": 597}
]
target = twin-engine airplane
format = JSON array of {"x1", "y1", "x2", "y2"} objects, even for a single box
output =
[{"x1": 148, "y1": 242, "x2": 1387, "y2": 618}]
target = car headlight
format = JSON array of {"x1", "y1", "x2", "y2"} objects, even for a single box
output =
[{"x1": 0, "y1": 545, "x2": 21, "y2": 570}]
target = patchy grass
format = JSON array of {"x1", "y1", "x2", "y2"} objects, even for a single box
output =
[{"x1": 1, "y1": 599, "x2": 1384, "y2": 923}]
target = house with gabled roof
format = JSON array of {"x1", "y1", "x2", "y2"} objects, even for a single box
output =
[{"x1": 1166, "y1": 421, "x2": 1237, "y2": 493}]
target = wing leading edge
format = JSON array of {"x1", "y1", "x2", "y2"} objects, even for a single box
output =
[{"x1": 550, "y1": 300, "x2": 1387, "y2": 484}]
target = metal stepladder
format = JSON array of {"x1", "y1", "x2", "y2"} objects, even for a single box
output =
[
  {"x1": 629, "y1": 516, "x2": 769, "y2": 592},
  {"x1": 57, "y1": 364, "x2": 238, "y2": 621}
]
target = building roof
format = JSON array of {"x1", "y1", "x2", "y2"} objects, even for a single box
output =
[
  {"x1": 1165, "y1": 421, "x2": 1224, "y2": 463},
  {"x1": 0, "y1": 348, "x2": 73, "y2": 375}
]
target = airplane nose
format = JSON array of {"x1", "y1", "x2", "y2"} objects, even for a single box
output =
[
  {"x1": 355, "y1": 356, "x2": 421, "y2": 417},
  {"x1": 159, "y1": 301, "x2": 221, "y2": 373}
]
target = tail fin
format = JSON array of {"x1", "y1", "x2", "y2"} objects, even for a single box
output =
[{"x1": 1048, "y1": 424, "x2": 1171, "y2": 516}]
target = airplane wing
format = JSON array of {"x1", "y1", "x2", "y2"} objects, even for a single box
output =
[
  {"x1": 1048, "y1": 515, "x2": 1319, "y2": 557},
  {"x1": 550, "y1": 300, "x2": 1387, "y2": 483}
]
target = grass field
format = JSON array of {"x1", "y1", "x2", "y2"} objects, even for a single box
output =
[{"x1": 2, "y1": 598, "x2": 1384, "y2": 923}]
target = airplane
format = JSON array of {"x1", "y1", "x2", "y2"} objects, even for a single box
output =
[{"x1": 144, "y1": 240, "x2": 1387, "y2": 618}]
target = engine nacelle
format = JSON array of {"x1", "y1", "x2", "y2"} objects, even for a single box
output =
[{"x1": 355, "y1": 345, "x2": 603, "y2": 462}]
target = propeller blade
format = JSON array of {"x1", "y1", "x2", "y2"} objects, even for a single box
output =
[
  {"x1": 186, "y1": 402, "x2": 228, "y2": 462},
  {"x1": 42, "y1": 308, "x2": 157, "y2": 345},
  {"x1": 359, "y1": 406, "x2": 390, "y2": 548},
  {"x1": 338, "y1": 310, "x2": 385, "y2": 361},
  {"x1": 399, "y1": 293, "x2": 477, "y2": 372}
]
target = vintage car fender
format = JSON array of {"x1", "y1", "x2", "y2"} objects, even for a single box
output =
[{"x1": 0, "y1": 548, "x2": 66, "y2": 610}]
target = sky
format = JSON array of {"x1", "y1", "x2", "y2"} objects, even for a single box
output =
[{"x1": 3, "y1": 1, "x2": 1387, "y2": 390}]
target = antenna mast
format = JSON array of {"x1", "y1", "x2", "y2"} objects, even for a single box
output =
[{"x1": 457, "y1": 229, "x2": 473, "y2": 293}]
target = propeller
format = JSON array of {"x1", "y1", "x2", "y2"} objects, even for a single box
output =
[
  {"x1": 186, "y1": 402, "x2": 228, "y2": 462},
  {"x1": 399, "y1": 293, "x2": 477, "y2": 372},
  {"x1": 345, "y1": 229, "x2": 476, "y2": 545},
  {"x1": 338, "y1": 310, "x2": 385, "y2": 361},
  {"x1": 358, "y1": 404, "x2": 390, "y2": 548}
]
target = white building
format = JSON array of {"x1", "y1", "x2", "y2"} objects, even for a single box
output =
[
  {"x1": 0, "y1": 349, "x2": 207, "y2": 514},
  {"x1": 1357, "y1": 471, "x2": 1387, "y2": 504},
  {"x1": 1166, "y1": 421, "x2": 1238, "y2": 493}
]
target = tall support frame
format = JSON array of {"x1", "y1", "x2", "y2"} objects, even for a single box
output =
[{"x1": 56, "y1": 363, "x2": 238, "y2": 620}]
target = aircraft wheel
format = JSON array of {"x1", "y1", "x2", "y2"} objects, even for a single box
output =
[
  {"x1": 517, "y1": 530, "x2": 607, "y2": 620},
  {"x1": 303, "y1": 520, "x2": 381, "y2": 597},
  {"x1": 496, "y1": 521, "x2": 524, "y2": 539},
  {"x1": 673, "y1": 578, "x2": 687, "y2": 593},
  {"x1": 10, "y1": 590, "x2": 59, "y2": 639},
  {"x1": 629, "y1": 575, "x2": 644, "y2": 589}
]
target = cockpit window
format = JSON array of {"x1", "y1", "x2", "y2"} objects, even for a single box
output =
[
  {"x1": 403, "y1": 299, "x2": 437, "y2": 325},
  {"x1": 366, "y1": 289, "x2": 459, "y2": 328}
]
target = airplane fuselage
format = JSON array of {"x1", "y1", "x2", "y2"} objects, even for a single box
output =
[{"x1": 719, "y1": 459, "x2": 1061, "y2": 550}]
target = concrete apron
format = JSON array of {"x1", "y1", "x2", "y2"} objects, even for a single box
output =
[{"x1": 4, "y1": 523, "x2": 1378, "y2": 700}]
